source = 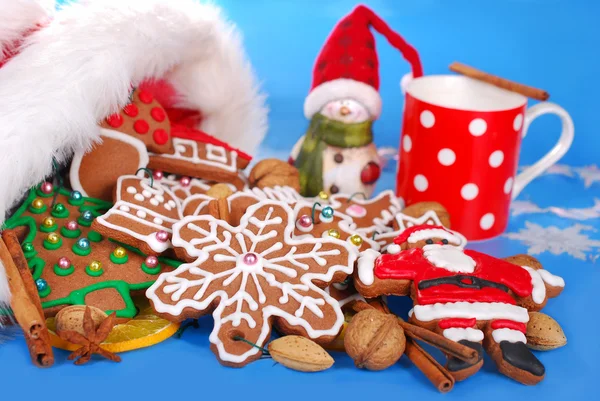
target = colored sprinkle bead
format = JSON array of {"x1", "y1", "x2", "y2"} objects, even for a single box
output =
[
  {"x1": 142, "y1": 256, "x2": 161, "y2": 274},
  {"x1": 30, "y1": 198, "x2": 46, "y2": 214},
  {"x1": 155, "y1": 230, "x2": 169, "y2": 243},
  {"x1": 40, "y1": 182, "x2": 54, "y2": 195},
  {"x1": 153, "y1": 170, "x2": 164, "y2": 180},
  {"x1": 110, "y1": 246, "x2": 129, "y2": 264},
  {"x1": 349, "y1": 234, "x2": 364, "y2": 247},
  {"x1": 61, "y1": 220, "x2": 81, "y2": 238},
  {"x1": 78, "y1": 210, "x2": 94, "y2": 227},
  {"x1": 318, "y1": 191, "x2": 329, "y2": 201},
  {"x1": 43, "y1": 232, "x2": 63, "y2": 250},
  {"x1": 40, "y1": 216, "x2": 57, "y2": 232},
  {"x1": 72, "y1": 238, "x2": 91, "y2": 256},
  {"x1": 179, "y1": 177, "x2": 191, "y2": 187},
  {"x1": 327, "y1": 229, "x2": 341, "y2": 239},
  {"x1": 321, "y1": 206, "x2": 334, "y2": 222},
  {"x1": 22, "y1": 242, "x2": 34, "y2": 253},
  {"x1": 54, "y1": 257, "x2": 74, "y2": 276},
  {"x1": 86, "y1": 260, "x2": 104, "y2": 277},
  {"x1": 69, "y1": 190, "x2": 84, "y2": 205},
  {"x1": 296, "y1": 215, "x2": 313, "y2": 232},
  {"x1": 51, "y1": 203, "x2": 69, "y2": 218},
  {"x1": 35, "y1": 278, "x2": 51, "y2": 297}
]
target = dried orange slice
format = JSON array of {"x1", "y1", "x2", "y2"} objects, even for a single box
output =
[{"x1": 47, "y1": 303, "x2": 179, "y2": 353}]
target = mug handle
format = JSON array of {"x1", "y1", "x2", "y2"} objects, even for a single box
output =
[{"x1": 512, "y1": 102, "x2": 574, "y2": 199}]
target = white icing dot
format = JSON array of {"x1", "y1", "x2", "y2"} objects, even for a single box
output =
[
  {"x1": 461, "y1": 183, "x2": 479, "y2": 200},
  {"x1": 154, "y1": 217, "x2": 163, "y2": 225},
  {"x1": 420, "y1": 110, "x2": 435, "y2": 128},
  {"x1": 136, "y1": 210, "x2": 147, "y2": 218},
  {"x1": 413, "y1": 174, "x2": 428, "y2": 192},
  {"x1": 403, "y1": 135, "x2": 412, "y2": 152},
  {"x1": 155, "y1": 195, "x2": 165, "y2": 203},
  {"x1": 119, "y1": 205, "x2": 130, "y2": 212},
  {"x1": 514, "y1": 114, "x2": 523, "y2": 131},
  {"x1": 150, "y1": 199, "x2": 159, "y2": 206},
  {"x1": 164, "y1": 204, "x2": 173, "y2": 211},
  {"x1": 504, "y1": 177, "x2": 514, "y2": 194},
  {"x1": 142, "y1": 190, "x2": 152, "y2": 198},
  {"x1": 437, "y1": 148, "x2": 456, "y2": 166},
  {"x1": 176, "y1": 145, "x2": 186, "y2": 153},
  {"x1": 469, "y1": 118, "x2": 487, "y2": 136},
  {"x1": 134, "y1": 194, "x2": 145, "y2": 202},
  {"x1": 167, "y1": 200, "x2": 177, "y2": 208},
  {"x1": 126, "y1": 186, "x2": 137, "y2": 194},
  {"x1": 480, "y1": 213, "x2": 495, "y2": 230},
  {"x1": 489, "y1": 150, "x2": 504, "y2": 168}
]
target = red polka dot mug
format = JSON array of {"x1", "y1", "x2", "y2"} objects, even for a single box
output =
[{"x1": 396, "y1": 75, "x2": 574, "y2": 240}]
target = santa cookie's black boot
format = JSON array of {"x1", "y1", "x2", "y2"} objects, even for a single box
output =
[
  {"x1": 500, "y1": 341, "x2": 545, "y2": 378},
  {"x1": 446, "y1": 340, "x2": 484, "y2": 381}
]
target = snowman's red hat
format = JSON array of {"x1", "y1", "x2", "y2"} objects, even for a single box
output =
[
  {"x1": 303, "y1": 4, "x2": 423, "y2": 119},
  {"x1": 394, "y1": 225, "x2": 460, "y2": 246}
]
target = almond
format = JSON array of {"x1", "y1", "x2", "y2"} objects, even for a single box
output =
[
  {"x1": 249, "y1": 159, "x2": 301, "y2": 192},
  {"x1": 268, "y1": 335, "x2": 334, "y2": 372},
  {"x1": 206, "y1": 183, "x2": 234, "y2": 200},
  {"x1": 526, "y1": 312, "x2": 567, "y2": 351},
  {"x1": 55, "y1": 305, "x2": 108, "y2": 336}
]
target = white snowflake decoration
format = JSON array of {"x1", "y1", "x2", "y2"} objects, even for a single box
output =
[
  {"x1": 510, "y1": 199, "x2": 600, "y2": 220},
  {"x1": 146, "y1": 200, "x2": 356, "y2": 365},
  {"x1": 504, "y1": 221, "x2": 600, "y2": 260},
  {"x1": 575, "y1": 165, "x2": 600, "y2": 188}
]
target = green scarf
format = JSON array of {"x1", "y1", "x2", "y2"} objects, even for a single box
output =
[{"x1": 295, "y1": 113, "x2": 373, "y2": 197}]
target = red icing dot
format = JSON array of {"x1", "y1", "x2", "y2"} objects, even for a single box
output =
[
  {"x1": 134, "y1": 120, "x2": 150, "y2": 134},
  {"x1": 151, "y1": 107, "x2": 166, "y2": 122},
  {"x1": 138, "y1": 90, "x2": 153, "y2": 104},
  {"x1": 360, "y1": 162, "x2": 381, "y2": 185},
  {"x1": 106, "y1": 113, "x2": 123, "y2": 128},
  {"x1": 153, "y1": 129, "x2": 169, "y2": 145},
  {"x1": 123, "y1": 104, "x2": 139, "y2": 117}
]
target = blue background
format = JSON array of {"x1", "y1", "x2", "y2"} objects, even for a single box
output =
[{"x1": 1, "y1": 1, "x2": 599, "y2": 400}]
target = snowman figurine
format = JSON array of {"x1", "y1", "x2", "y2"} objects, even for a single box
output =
[
  {"x1": 287, "y1": 5, "x2": 423, "y2": 198},
  {"x1": 290, "y1": 98, "x2": 381, "y2": 197}
]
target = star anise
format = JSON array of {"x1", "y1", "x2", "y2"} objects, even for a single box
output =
[{"x1": 57, "y1": 306, "x2": 122, "y2": 365}]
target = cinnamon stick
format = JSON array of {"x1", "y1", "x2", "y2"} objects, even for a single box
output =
[
  {"x1": 1, "y1": 231, "x2": 54, "y2": 367},
  {"x1": 449, "y1": 62, "x2": 550, "y2": 101},
  {"x1": 207, "y1": 198, "x2": 231, "y2": 224},
  {"x1": 397, "y1": 318, "x2": 479, "y2": 365},
  {"x1": 405, "y1": 338, "x2": 454, "y2": 393}
]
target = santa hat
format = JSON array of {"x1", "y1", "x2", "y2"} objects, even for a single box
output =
[
  {"x1": 0, "y1": 0, "x2": 267, "y2": 227},
  {"x1": 394, "y1": 225, "x2": 461, "y2": 246},
  {"x1": 303, "y1": 4, "x2": 423, "y2": 119}
]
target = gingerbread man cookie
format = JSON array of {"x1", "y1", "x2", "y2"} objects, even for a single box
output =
[
  {"x1": 146, "y1": 200, "x2": 356, "y2": 367},
  {"x1": 354, "y1": 224, "x2": 564, "y2": 385},
  {"x1": 92, "y1": 175, "x2": 182, "y2": 255}
]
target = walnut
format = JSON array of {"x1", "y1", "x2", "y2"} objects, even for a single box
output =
[{"x1": 248, "y1": 159, "x2": 300, "y2": 192}]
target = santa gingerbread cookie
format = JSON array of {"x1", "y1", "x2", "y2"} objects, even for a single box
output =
[
  {"x1": 354, "y1": 224, "x2": 564, "y2": 385},
  {"x1": 147, "y1": 200, "x2": 357, "y2": 367}
]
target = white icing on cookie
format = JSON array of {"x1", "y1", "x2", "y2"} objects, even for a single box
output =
[
  {"x1": 149, "y1": 138, "x2": 238, "y2": 172},
  {"x1": 423, "y1": 244, "x2": 476, "y2": 273},
  {"x1": 357, "y1": 249, "x2": 381, "y2": 286},
  {"x1": 538, "y1": 269, "x2": 565, "y2": 288},
  {"x1": 521, "y1": 266, "x2": 546, "y2": 304}
]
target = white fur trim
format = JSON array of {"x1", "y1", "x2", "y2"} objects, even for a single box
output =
[
  {"x1": 0, "y1": 0, "x2": 262, "y2": 226},
  {"x1": 69, "y1": 128, "x2": 150, "y2": 197},
  {"x1": 492, "y1": 328, "x2": 527, "y2": 344},
  {"x1": 304, "y1": 78, "x2": 382, "y2": 119},
  {"x1": 443, "y1": 327, "x2": 484, "y2": 343},
  {"x1": 413, "y1": 302, "x2": 530, "y2": 323},
  {"x1": 0, "y1": 0, "x2": 54, "y2": 56}
]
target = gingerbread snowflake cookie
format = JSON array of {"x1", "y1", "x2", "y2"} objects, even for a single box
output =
[
  {"x1": 354, "y1": 224, "x2": 564, "y2": 385},
  {"x1": 92, "y1": 175, "x2": 182, "y2": 255},
  {"x1": 146, "y1": 200, "x2": 357, "y2": 367}
]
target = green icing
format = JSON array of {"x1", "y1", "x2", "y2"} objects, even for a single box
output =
[
  {"x1": 68, "y1": 197, "x2": 84, "y2": 206},
  {"x1": 36, "y1": 188, "x2": 53, "y2": 198},
  {"x1": 29, "y1": 204, "x2": 47, "y2": 214},
  {"x1": 85, "y1": 265, "x2": 104, "y2": 277},
  {"x1": 38, "y1": 286, "x2": 51, "y2": 298},
  {"x1": 88, "y1": 231, "x2": 103, "y2": 242},
  {"x1": 60, "y1": 227, "x2": 81, "y2": 238},
  {"x1": 53, "y1": 264, "x2": 75, "y2": 276}
]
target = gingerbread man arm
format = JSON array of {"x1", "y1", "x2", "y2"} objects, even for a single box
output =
[{"x1": 503, "y1": 254, "x2": 565, "y2": 311}]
